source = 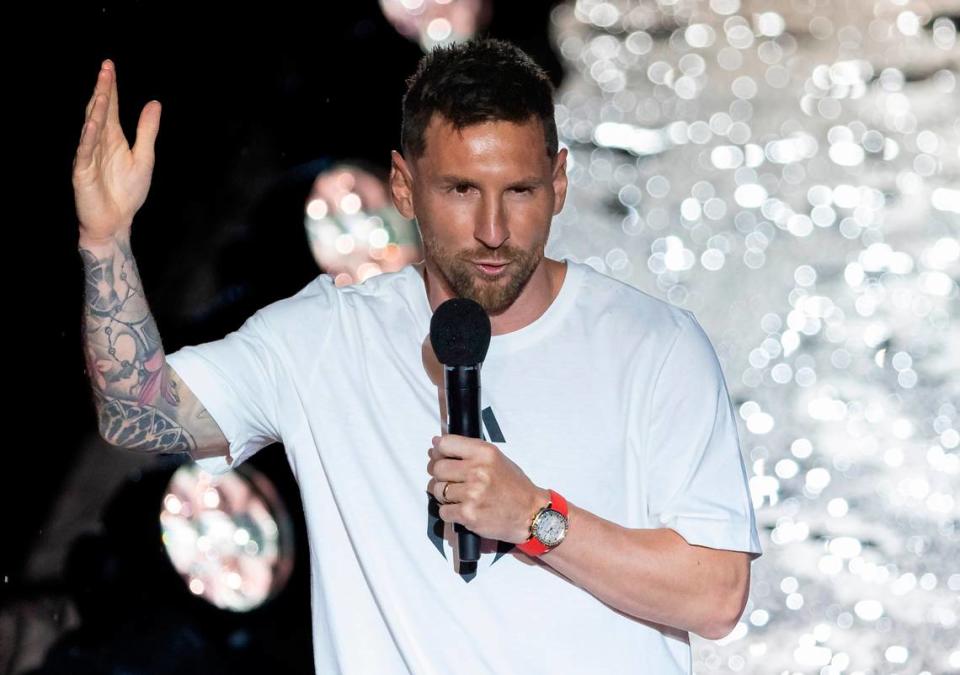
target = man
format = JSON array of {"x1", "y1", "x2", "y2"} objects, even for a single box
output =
[{"x1": 75, "y1": 38, "x2": 762, "y2": 674}]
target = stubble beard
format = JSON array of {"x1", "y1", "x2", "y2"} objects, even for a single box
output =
[{"x1": 421, "y1": 230, "x2": 545, "y2": 315}]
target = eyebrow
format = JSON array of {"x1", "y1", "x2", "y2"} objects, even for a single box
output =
[{"x1": 436, "y1": 175, "x2": 545, "y2": 188}]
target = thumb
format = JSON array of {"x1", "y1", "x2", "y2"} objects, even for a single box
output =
[{"x1": 132, "y1": 100, "x2": 161, "y2": 166}]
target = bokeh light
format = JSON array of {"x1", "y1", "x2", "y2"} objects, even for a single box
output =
[{"x1": 548, "y1": 1, "x2": 959, "y2": 672}]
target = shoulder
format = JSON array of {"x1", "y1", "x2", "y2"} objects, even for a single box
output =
[
  {"x1": 567, "y1": 261, "x2": 725, "y2": 379},
  {"x1": 251, "y1": 266, "x2": 419, "y2": 330},
  {"x1": 571, "y1": 260, "x2": 692, "y2": 344}
]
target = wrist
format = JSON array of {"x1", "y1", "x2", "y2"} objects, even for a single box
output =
[
  {"x1": 529, "y1": 487, "x2": 551, "y2": 519},
  {"x1": 516, "y1": 488, "x2": 569, "y2": 555},
  {"x1": 78, "y1": 230, "x2": 129, "y2": 253},
  {"x1": 517, "y1": 487, "x2": 551, "y2": 543}
]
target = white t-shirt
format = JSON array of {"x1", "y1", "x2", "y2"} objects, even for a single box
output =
[{"x1": 166, "y1": 259, "x2": 762, "y2": 675}]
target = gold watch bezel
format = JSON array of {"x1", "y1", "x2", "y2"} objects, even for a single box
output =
[{"x1": 530, "y1": 504, "x2": 569, "y2": 547}]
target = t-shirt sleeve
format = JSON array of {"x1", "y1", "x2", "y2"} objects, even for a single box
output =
[
  {"x1": 165, "y1": 311, "x2": 282, "y2": 476},
  {"x1": 644, "y1": 310, "x2": 762, "y2": 559}
]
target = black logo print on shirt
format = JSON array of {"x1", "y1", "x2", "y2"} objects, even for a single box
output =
[{"x1": 426, "y1": 406, "x2": 514, "y2": 583}]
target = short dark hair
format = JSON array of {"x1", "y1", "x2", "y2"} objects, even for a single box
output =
[{"x1": 401, "y1": 38, "x2": 558, "y2": 161}]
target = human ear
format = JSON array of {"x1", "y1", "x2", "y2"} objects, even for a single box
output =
[
  {"x1": 389, "y1": 150, "x2": 416, "y2": 220},
  {"x1": 551, "y1": 147, "x2": 569, "y2": 215}
]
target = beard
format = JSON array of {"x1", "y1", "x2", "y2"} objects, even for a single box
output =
[{"x1": 420, "y1": 228, "x2": 545, "y2": 315}]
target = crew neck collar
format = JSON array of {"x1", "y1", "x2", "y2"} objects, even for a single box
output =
[{"x1": 407, "y1": 259, "x2": 583, "y2": 354}]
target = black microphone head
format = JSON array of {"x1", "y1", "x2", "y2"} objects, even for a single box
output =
[{"x1": 429, "y1": 298, "x2": 492, "y2": 366}]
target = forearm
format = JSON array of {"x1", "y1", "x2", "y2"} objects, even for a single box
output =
[
  {"x1": 535, "y1": 492, "x2": 742, "y2": 639},
  {"x1": 79, "y1": 232, "x2": 195, "y2": 453}
]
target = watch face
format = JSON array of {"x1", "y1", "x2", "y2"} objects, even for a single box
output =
[{"x1": 535, "y1": 510, "x2": 568, "y2": 547}]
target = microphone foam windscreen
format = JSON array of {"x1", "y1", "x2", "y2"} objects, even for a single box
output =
[{"x1": 429, "y1": 298, "x2": 492, "y2": 366}]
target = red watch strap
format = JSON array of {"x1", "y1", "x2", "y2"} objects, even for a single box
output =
[
  {"x1": 549, "y1": 490, "x2": 568, "y2": 516},
  {"x1": 516, "y1": 489, "x2": 567, "y2": 556}
]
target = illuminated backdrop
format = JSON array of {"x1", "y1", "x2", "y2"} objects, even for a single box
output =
[{"x1": 544, "y1": 1, "x2": 959, "y2": 673}]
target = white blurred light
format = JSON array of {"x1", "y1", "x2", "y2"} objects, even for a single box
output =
[{"x1": 594, "y1": 122, "x2": 669, "y2": 156}]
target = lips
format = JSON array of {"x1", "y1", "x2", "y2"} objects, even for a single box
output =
[{"x1": 474, "y1": 261, "x2": 509, "y2": 275}]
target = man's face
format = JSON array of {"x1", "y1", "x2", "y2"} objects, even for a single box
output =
[{"x1": 390, "y1": 114, "x2": 568, "y2": 315}]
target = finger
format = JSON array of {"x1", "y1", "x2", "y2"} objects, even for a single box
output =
[
  {"x1": 437, "y1": 503, "x2": 465, "y2": 526},
  {"x1": 75, "y1": 94, "x2": 107, "y2": 171},
  {"x1": 427, "y1": 477, "x2": 448, "y2": 503},
  {"x1": 74, "y1": 118, "x2": 95, "y2": 169},
  {"x1": 84, "y1": 61, "x2": 111, "y2": 119},
  {"x1": 106, "y1": 60, "x2": 121, "y2": 132},
  {"x1": 132, "y1": 100, "x2": 161, "y2": 166},
  {"x1": 441, "y1": 480, "x2": 463, "y2": 503},
  {"x1": 428, "y1": 457, "x2": 468, "y2": 483},
  {"x1": 433, "y1": 434, "x2": 477, "y2": 459}
]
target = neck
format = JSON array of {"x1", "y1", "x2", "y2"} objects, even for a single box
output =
[{"x1": 414, "y1": 258, "x2": 566, "y2": 336}]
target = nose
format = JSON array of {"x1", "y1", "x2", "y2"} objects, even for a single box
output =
[{"x1": 474, "y1": 193, "x2": 509, "y2": 249}]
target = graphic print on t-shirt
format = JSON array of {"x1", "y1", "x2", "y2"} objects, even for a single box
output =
[{"x1": 426, "y1": 405, "x2": 514, "y2": 582}]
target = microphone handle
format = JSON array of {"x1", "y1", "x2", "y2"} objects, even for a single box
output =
[{"x1": 444, "y1": 365, "x2": 482, "y2": 563}]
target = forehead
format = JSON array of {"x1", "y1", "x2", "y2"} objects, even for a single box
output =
[{"x1": 414, "y1": 114, "x2": 552, "y2": 177}]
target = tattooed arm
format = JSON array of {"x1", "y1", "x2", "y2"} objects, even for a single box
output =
[
  {"x1": 79, "y1": 233, "x2": 229, "y2": 458},
  {"x1": 73, "y1": 59, "x2": 228, "y2": 458}
]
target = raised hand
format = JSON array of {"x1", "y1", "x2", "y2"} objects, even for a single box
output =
[{"x1": 72, "y1": 59, "x2": 162, "y2": 244}]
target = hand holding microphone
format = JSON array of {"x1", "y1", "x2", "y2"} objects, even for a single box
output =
[
  {"x1": 429, "y1": 297, "x2": 491, "y2": 564},
  {"x1": 427, "y1": 297, "x2": 555, "y2": 569}
]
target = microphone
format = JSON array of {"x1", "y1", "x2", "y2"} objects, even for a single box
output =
[{"x1": 429, "y1": 297, "x2": 492, "y2": 565}]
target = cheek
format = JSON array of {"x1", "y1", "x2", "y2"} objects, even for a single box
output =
[
  {"x1": 416, "y1": 195, "x2": 477, "y2": 232},
  {"x1": 506, "y1": 199, "x2": 553, "y2": 231}
]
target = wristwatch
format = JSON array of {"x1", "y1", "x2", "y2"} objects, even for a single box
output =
[{"x1": 516, "y1": 489, "x2": 568, "y2": 556}]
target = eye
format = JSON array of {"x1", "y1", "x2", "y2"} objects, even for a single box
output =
[
  {"x1": 453, "y1": 183, "x2": 473, "y2": 195},
  {"x1": 511, "y1": 186, "x2": 534, "y2": 194}
]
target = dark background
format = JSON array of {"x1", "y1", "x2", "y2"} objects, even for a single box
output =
[{"x1": 7, "y1": 1, "x2": 563, "y2": 672}]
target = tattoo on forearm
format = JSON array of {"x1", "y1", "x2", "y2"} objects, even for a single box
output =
[
  {"x1": 95, "y1": 389, "x2": 196, "y2": 453},
  {"x1": 81, "y1": 237, "x2": 197, "y2": 453}
]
